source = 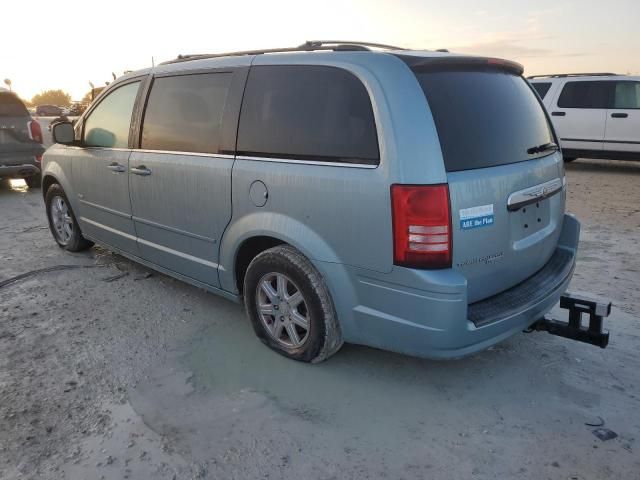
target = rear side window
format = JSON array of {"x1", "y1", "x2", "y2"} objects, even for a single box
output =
[
  {"x1": 84, "y1": 82, "x2": 140, "y2": 148},
  {"x1": 531, "y1": 82, "x2": 552, "y2": 99},
  {"x1": 414, "y1": 70, "x2": 554, "y2": 172},
  {"x1": 141, "y1": 73, "x2": 232, "y2": 153},
  {"x1": 237, "y1": 65, "x2": 379, "y2": 165},
  {"x1": 557, "y1": 81, "x2": 612, "y2": 109},
  {"x1": 0, "y1": 93, "x2": 28, "y2": 117},
  {"x1": 613, "y1": 81, "x2": 640, "y2": 109}
]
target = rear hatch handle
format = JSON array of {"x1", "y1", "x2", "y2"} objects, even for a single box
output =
[{"x1": 507, "y1": 177, "x2": 563, "y2": 211}]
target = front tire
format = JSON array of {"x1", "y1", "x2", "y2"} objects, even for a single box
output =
[
  {"x1": 45, "y1": 183, "x2": 93, "y2": 252},
  {"x1": 243, "y1": 245, "x2": 343, "y2": 363}
]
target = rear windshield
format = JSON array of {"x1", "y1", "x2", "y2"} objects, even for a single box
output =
[
  {"x1": 0, "y1": 93, "x2": 29, "y2": 117},
  {"x1": 414, "y1": 69, "x2": 554, "y2": 172}
]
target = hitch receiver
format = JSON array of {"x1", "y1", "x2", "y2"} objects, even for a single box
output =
[{"x1": 530, "y1": 292, "x2": 611, "y2": 348}]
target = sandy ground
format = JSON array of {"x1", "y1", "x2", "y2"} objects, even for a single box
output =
[{"x1": 0, "y1": 159, "x2": 639, "y2": 480}]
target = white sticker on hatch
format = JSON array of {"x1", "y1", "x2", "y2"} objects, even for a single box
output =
[{"x1": 460, "y1": 204, "x2": 494, "y2": 230}]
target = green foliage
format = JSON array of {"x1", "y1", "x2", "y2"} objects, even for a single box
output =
[{"x1": 31, "y1": 89, "x2": 72, "y2": 107}]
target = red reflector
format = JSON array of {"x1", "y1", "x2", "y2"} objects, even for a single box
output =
[
  {"x1": 28, "y1": 120, "x2": 43, "y2": 144},
  {"x1": 391, "y1": 184, "x2": 452, "y2": 269}
]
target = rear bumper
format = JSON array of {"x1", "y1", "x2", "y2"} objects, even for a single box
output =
[
  {"x1": 323, "y1": 214, "x2": 580, "y2": 359},
  {"x1": 0, "y1": 150, "x2": 42, "y2": 179},
  {"x1": 0, "y1": 163, "x2": 41, "y2": 178}
]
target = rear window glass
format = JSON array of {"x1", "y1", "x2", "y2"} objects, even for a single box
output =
[
  {"x1": 531, "y1": 82, "x2": 552, "y2": 99},
  {"x1": 141, "y1": 73, "x2": 232, "y2": 153},
  {"x1": 557, "y1": 81, "x2": 612, "y2": 109},
  {"x1": 237, "y1": 65, "x2": 379, "y2": 165},
  {"x1": 414, "y1": 69, "x2": 554, "y2": 172},
  {"x1": 613, "y1": 81, "x2": 640, "y2": 109},
  {"x1": 0, "y1": 93, "x2": 28, "y2": 117}
]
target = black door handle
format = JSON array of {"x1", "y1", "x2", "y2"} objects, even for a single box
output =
[
  {"x1": 611, "y1": 113, "x2": 628, "y2": 118},
  {"x1": 552, "y1": 112, "x2": 566, "y2": 117}
]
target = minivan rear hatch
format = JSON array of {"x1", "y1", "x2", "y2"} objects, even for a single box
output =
[{"x1": 405, "y1": 56, "x2": 565, "y2": 302}]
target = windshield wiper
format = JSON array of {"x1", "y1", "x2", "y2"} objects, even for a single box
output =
[{"x1": 527, "y1": 142, "x2": 559, "y2": 155}]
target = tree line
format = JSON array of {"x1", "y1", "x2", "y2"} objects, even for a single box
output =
[{"x1": 21, "y1": 88, "x2": 104, "y2": 108}]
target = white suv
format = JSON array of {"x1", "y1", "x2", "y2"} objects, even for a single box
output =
[{"x1": 529, "y1": 73, "x2": 640, "y2": 162}]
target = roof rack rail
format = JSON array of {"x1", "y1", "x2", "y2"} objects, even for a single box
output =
[
  {"x1": 300, "y1": 40, "x2": 407, "y2": 50},
  {"x1": 161, "y1": 40, "x2": 407, "y2": 65},
  {"x1": 527, "y1": 72, "x2": 619, "y2": 79}
]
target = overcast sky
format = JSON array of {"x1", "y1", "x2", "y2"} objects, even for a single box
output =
[{"x1": 3, "y1": 0, "x2": 639, "y2": 101}]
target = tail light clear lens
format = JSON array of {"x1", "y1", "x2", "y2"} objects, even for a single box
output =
[
  {"x1": 28, "y1": 120, "x2": 43, "y2": 144},
  {"x1": 391, "y1": 184, "x2": 452, "y2": 269}
]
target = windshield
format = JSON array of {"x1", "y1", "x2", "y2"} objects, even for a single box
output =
[
  {"x1": 414, "y1": 69, "x2": 555, "y2": 172},
  {"x1": 0, "y1": 92, "x2": 29, "y2": 117}
]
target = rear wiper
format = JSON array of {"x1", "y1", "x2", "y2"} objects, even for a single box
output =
[{"x1": 527, "y1": 142, "x2": 559, "y2": 155}]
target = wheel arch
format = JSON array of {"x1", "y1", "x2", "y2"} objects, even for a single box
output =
[
  {"x1": 219, "y1": 212, "x2": 343, "y2": 295},
  {"x1": 41, "y1": 161, "x2": 78, "y2": 213}
]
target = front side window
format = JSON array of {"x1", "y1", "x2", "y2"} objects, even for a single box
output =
[
  {"x1": 531, "y1": 82, "x2": 552, "y2": 99},
  {"x1": 557, "y1": 81, "x2": 612, "y2": 109},
  {"x1": 237, "y1": 65, "x2": 379, "y2": 165},
  {"x1": 613, "y1": 81, "x2": 640, "y2": 109},
  {"x1": 141, "y1": 73, "x2": 232, "y2": 153},
  {"x1": 84, "y1": 81, "x2": 140, "y2": 148}
]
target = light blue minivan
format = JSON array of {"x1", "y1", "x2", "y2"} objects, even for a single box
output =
[{"x1": 42, "y1": 41, "x2": 578, "y2": 362}]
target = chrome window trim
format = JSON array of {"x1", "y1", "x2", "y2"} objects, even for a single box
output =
[
  {"x1": 134, "y1": 149, "x2": 234, "y2": 159},
  {"x1": 507, "y1": 177, "x2": 564, "y2": 211},
  {"x1": 235, "y1": 155, "x2": 378, "y2": 169}
]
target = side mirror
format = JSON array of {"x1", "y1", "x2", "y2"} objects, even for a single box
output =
[{"x1": 52, "y1": 121, "x2": 75, "y2": 145}]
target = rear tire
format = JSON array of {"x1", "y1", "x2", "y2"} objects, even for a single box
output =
[
  {"x1": 45, "y1": 183, "x2": 93, "y2": 252},
  {"x1": 243, "y1": 245, "x2": 343, "y2": 363},
  {"x1": 25, "y1": 175, "x2": 41, "y2": 189}
]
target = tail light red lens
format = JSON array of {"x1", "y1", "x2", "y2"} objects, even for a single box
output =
[
  {"x1": 28, "y1": 120, "x2": 43, "y2": 144},
  {"x1": 391, "y1": 184, "x2": 452, "y2": 269}
]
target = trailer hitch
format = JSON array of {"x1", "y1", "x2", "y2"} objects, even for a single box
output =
[{"x1": 527, "y1": 292, "x2": 611, "y2": 348}]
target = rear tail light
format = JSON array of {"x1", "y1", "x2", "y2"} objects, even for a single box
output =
[
  {"x1": 391, "y1": 184, "x2": 452, "y2": 269},
  {"x1": 34, "y1": 154, "x2": 43, "y2": 163},
  {"x1": 28, "y1": 120, "x2": 43, "y2": 144}
]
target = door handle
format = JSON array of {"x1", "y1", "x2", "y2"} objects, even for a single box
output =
[
  {"x1": 551, "y1": 111, "x2": 566, "y2": 116},
  {"x1": 611, "y1": 112, "x2": 628, "y2": 118},
  {"x1": 131, "y1": 165, "x2": 152, "y2": 176},
  {"x1": 107, "y1": 162, "x2": 126, "y2": 173}
]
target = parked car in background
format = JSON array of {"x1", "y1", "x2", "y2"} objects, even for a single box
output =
[
  {"x1": 35, "y1": 104, "x2": 63, "y2": 116},
  {"x1": 66, "y1": 103, "x2": 87, "y2": 116},
  {"x1": 0, "y1": 88, "x2": 45, "y2": 188},
  {"x1": 42, "y1": 42, "x2": 577, "y2": 362},
  {"x1": 530, "y1": 73, "x2": 640, "y2": 162}
]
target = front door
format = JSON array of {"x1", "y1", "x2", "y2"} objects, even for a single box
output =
[
  {"x1": 129, "y1": 71, "x2": 238, "y2": 287},
  {"x1": 72, "y1": 80, "x2": 142, "y2": 253}
]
